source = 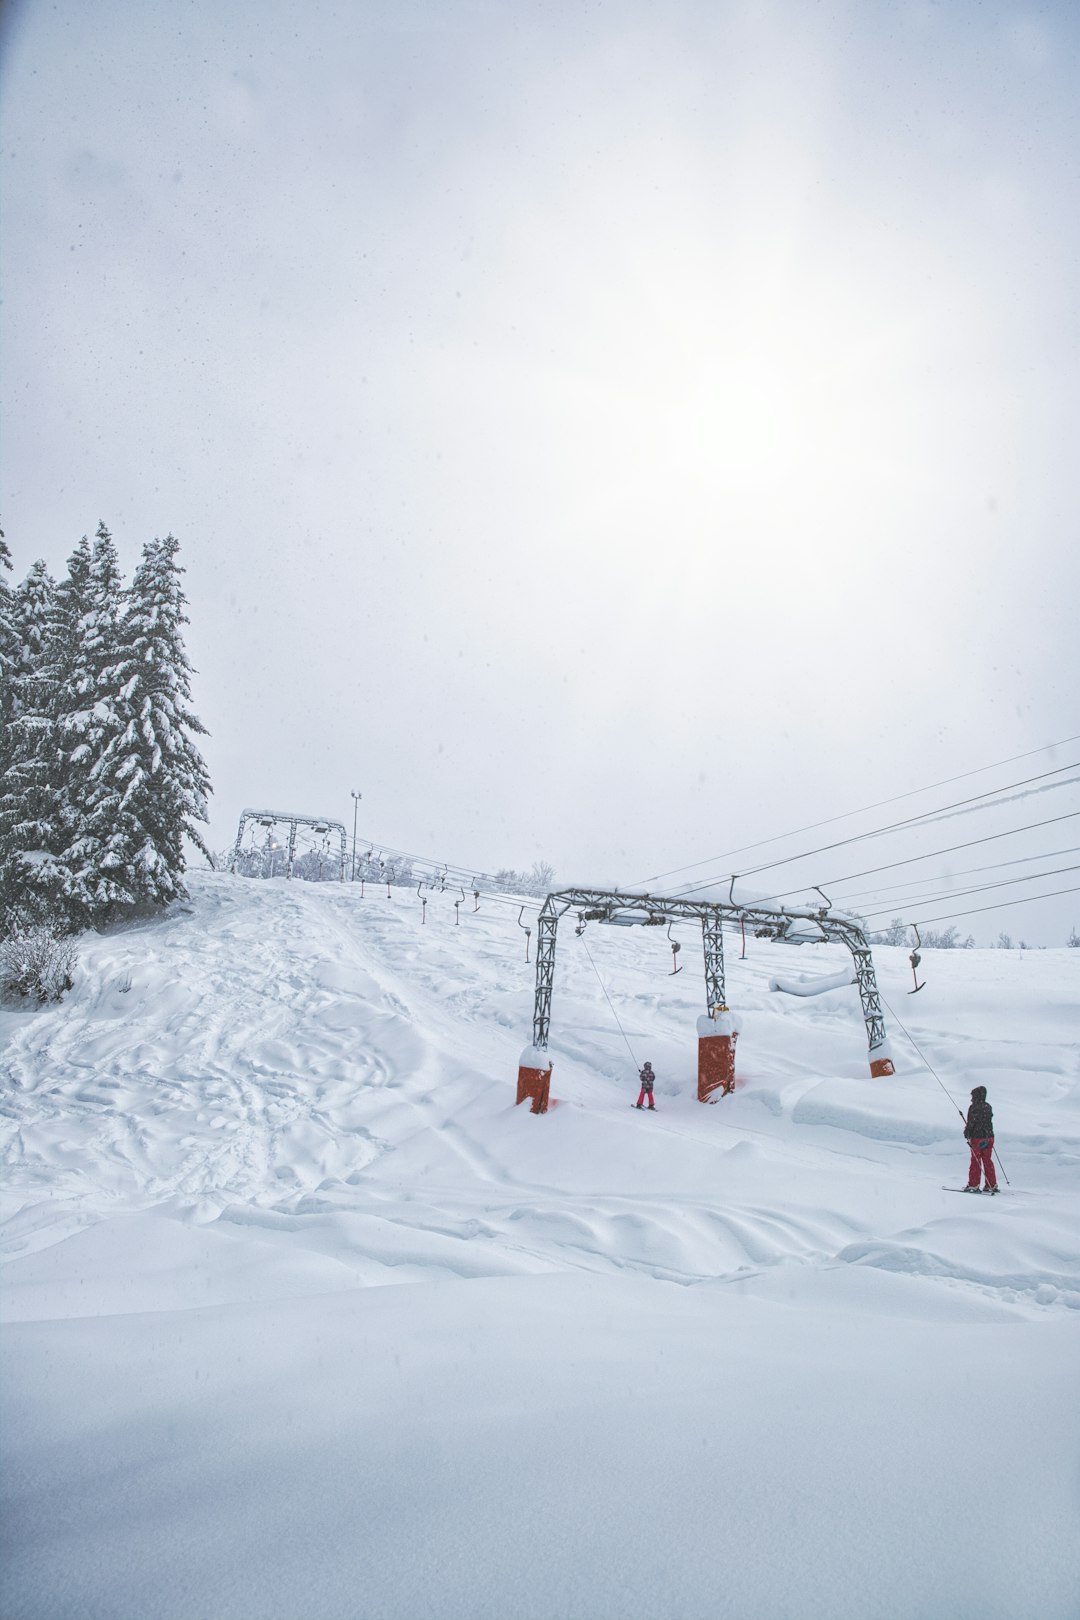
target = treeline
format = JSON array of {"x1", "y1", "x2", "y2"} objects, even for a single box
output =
[
  {"x1": 0, "y1": 523, "x2": 211, "y2": 933},
  {"x1": 871, "y1": 919, "x2": 975, "y2": 949},
  {"x1": 873, "y1": 917, "x2": 1079, "y2": 949}
]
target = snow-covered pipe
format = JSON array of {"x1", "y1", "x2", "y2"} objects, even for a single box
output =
[{"x1": 769, "y1": 968, "x2": 856, "y2": 997}]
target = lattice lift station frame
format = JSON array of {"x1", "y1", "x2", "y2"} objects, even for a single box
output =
[{"x1": 229, "y1": 808, "x2": 348, "y2": 881}]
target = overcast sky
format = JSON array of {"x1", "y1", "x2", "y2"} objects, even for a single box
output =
[{"x1": 2, "y1": 0, "x2": 1078, "y2": 943}]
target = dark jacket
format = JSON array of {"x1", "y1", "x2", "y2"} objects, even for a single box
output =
[
  {"x1": 639, "y1": 1067, "x2": 654, "y2": 1093},
  {"x1": 964, "y1": 1098, "x2": 994, "y2": 1141}
]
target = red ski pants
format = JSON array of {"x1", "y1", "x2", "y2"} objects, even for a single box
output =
[
  {"x1": 967, "y1": 1137, "x2": 997, "y2": 1190},
  {"x1": 636, "y1": 1088, "x2": 655, "y2": 1108}
]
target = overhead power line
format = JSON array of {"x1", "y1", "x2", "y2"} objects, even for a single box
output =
[{"x1": 631, "y1": 729, "x2": 1080, "y2": 889}]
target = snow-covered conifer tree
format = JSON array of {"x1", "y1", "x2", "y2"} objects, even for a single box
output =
[
  {"x1": 95, "y1": 534, "x2": 211, "y2": 910},
  {"x1": 53, "y1": 525, "x2": 133, "y2": 925},
  {"x1": 0, "y1": 528, "x2": 16, "y2": 775},
  {"x1": 0, "y1": 529, "x2": 17, "y2": 891},
  {"x1": 0, "y1": 559, "x2": 64, "y2": 919}
]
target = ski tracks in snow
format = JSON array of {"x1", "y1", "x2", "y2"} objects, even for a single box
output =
[
  {"x1": 0, "y1": 883, "x2": 416, "y2": 1223},
  {"x1": 2, "y1": 874, "x2": 1078, "y2": 1310}
]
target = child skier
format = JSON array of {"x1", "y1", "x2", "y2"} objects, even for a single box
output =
[
  {"x1": 635, "y1": 1062, "x2": 656, "y2": 1110},
  {"x1": 963, "y1": 1085, "x2": 998, "y2": 1193}
]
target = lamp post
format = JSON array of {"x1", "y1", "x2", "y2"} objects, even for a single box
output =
[{"x1": 350, "y1": 790, "x2": 362, "y2": 880}]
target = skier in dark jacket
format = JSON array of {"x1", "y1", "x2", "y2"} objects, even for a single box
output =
[
  {"x1": 963, "y1": 1085, "x2": 998, "y2": 1192},
  {"x1": 635, "y1": 1062, "x2": 656, "y2": 1110}
]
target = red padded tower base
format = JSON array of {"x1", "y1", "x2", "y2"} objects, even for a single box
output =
[
  {"x1": 698, "y1": 1033, "x2": 736, "y2": 1101},
  {"x1": 516, "y1": 1064, "x2": 552, "y2": 1114}
]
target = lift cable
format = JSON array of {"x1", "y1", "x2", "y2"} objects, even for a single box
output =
[
  {"x1": 579, "y1": 936, "x2": 640, "y2": 1072},
  {"x1": 352, "y1": 832, "x2": 549, "y2": 917},
  {"x1": 630, "y1": 730, "x2": 1080, "y2": 890},
  {"x1": 856, "y1": 860, "x2": 1080, "y2": 922},
  {"x1": 669, "y1": 766, "x2": 1079, "y2": 899},
  {"x1": 837, "y1": 858, "x2": 1080, "y2": 917},
  {"x1": 831, "y1": 842, "x2": 1080, "y2": 909},
  {"x1": 748, "y1": 809, "x2": 1080, "y2": 908},
  {"x1": 911, "y1": 881, "x2": 1080, "y2": 927}
]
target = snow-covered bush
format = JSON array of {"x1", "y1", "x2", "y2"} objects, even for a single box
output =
[{"x1": 0, "y1": 925, "x2": 76, "y2": 1004}]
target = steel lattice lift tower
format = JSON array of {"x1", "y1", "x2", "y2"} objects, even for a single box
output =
[{"x1": 516, "y1": 887, "x2": 895, "y2": 1114}]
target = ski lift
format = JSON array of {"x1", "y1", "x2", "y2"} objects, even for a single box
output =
[
  {"x1": 667, "y1": 922, "x2": 682, "y2": 975},
  {"x1": 909, "y1": 924, "x2": 926, "y2": 994},
  {"x1": 518, "y1": 906, "x2": 532, "y2": 962},
  {"x1": 473, "y1": 887, "x2": 481, "y2": 913},
  {"x1": 417, "y1": 879, "x2": 427, "y2": 924},
  {"x1": 574, "y1": 914, "x2": 587, "y2": 937}
]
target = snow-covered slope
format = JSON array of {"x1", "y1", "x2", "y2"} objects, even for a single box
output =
[{"x1": 2, "y1": 873, "x2": 1078, "y2": 1619}]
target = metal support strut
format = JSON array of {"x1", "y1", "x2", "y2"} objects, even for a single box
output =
[
  {"x1": 701, "y1": 913, "x2": 726, "y2": 1013},
  {"x1": 532, "y1": 896, "x2": 561, "y2": 1049}
]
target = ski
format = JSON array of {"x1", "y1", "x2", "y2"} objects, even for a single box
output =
[{"x1": 942, "y1": 1186, "x2": 1001, "y2": 1195}]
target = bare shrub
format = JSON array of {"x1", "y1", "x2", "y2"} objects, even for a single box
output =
[
  {"x1": 493, "y1": 860, "x2": 557, "y2": 897},
  {"x1": 0, "y1": 927, "x2": 76, "y2": 1005}
]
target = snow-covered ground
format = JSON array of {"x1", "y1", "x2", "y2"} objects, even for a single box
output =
[{"x1": 2, "y1": 872, "x2": 1078, "y2": 1619}]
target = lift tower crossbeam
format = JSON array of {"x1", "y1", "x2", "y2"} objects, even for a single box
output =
[{"x1": 528, "y1": 887, "x2": 894, "y2": 1077}]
